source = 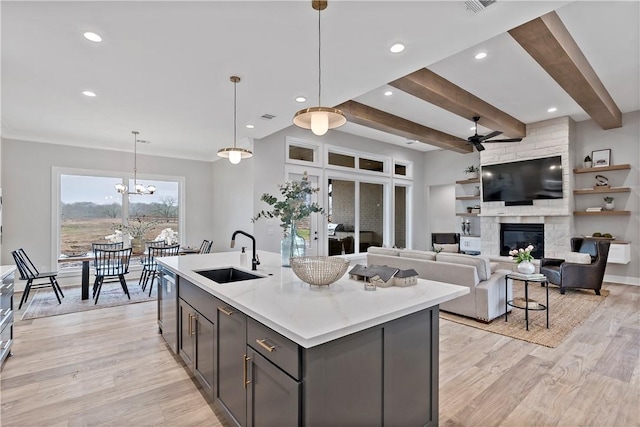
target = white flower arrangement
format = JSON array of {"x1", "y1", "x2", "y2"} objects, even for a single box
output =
[
  {"x1": 155, "y1": 228, "x2": 179, "y2": 245},
  {"x1": 105, "y1": 229, "x2": 133, "y2": 244},
  {"x1": 509, "y1": 245, "x2": 534, "y2": 263}
]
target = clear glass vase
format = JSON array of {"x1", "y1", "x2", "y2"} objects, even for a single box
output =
[{"x1": 281, "y1": 222, "x2": 306, "y2": 267}]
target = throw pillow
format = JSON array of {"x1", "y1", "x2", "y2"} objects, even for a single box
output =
[
  {"x1": 436, "y1": 253, "x2": 492, "y2": 281},
  {"x1": 434, "y1": 243, "x2": 459, "y2": 253},
  {"x1": 399, "y1": 250, "x2": 437, "y2": 261},
  {"x1": 367, "y1": 247, "x2": 401, "y2": 257},
  {"x1": 563, "y1": 252, "x2": 592, "y2": 264},
  {"x1": 490, "y1": 262, "x2": 499, "y2": 274}
]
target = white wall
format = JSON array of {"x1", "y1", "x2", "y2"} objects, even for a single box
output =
[
  {"x1": 211, "y1": 150, "x2": 254, "y2": 253},
  {"x1": 1, "y1": 138, "x2": 215, "y2": 271}
]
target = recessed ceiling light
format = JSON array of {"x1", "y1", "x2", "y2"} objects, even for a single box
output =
[
  {"x1": 390, "y1": 43, "x2": 405, "y2": 54},
  {"x1": 82, "y1": 90, "x2": 97, "y2": 97},
  {"x1": 246, "y1": 124, "x2": 255, "y2": 129},
  {"x1": 295, "y1": 96, "x2": 306, "y2": 103},
  {"x1": 384, "y1": 91, "x2": 393, "y2": 96},
  {"x1": 474, "y1": 52, "x2": 487, "y2": 60},
  {"x1": 547, "y1": 107, "x2": 558, "y2": 113},
  {"x1": 83, "y1": 32, "x2": 102, "y2": 43}
]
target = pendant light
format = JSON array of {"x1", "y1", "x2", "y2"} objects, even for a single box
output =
[
  {"x1": 217, "y1": 75, "x2": 253, "y2": 164},
  {"x1": 115, "y1": 131, "x2": 157, "y2": 195},
  {"x1": 293, "y1": 0, "x2": 346, "y2": 136}
]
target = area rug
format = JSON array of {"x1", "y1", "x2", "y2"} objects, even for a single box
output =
[
  {"x1": 439, "y1": 284, "x2": 609, "y2": 348},
  {"x1": 19, "y1": 282, "x2": 156, "y2": 320}
]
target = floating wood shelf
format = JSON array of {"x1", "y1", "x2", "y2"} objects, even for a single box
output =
[
  {"x1": 573, "y1": 210, "x2": 631, "y2": 216},
  {"x1": 456, "y1": 213, "x2": 480, "y2": 217},
  {"x1": 456, "y1": 195, "x2": 480, "y2": 200},
  {"x1": 573, "y1": 187, "x2": 631, "y2": 195},
  {"x1": 573, "y1": 164, "x2": 631, "y2": 174},
  {"x1": 455, "y1": 178, "x2": 480, "y2": 184}
]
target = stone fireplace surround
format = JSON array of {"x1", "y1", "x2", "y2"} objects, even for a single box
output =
[{"x1": 479, "y1": 117, "x2": 574, "y2": 259}]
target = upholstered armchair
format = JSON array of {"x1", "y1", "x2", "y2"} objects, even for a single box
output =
[{"x1": 540, "y1": 238, "x2": 610, "y2": 295}]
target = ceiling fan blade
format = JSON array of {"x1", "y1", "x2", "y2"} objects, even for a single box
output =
[
  {"x1": 485, "y1": 138, "x2": 523, "y2": 143},
  {"x1": 478, "y1": 130, "x2": 502, "y2": 142},
  {"x1": 473, "y1": 142, "x2": 485, "y2": 151}
]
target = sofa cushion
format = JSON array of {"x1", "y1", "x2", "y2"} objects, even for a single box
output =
[
  {"x1": 563, "y1": 252, "x2": 592, "y2": 264},
  {"x1": 436, "y1": 253, "x2": 492, "y2": 281},
  {"x1": 490, "y1": 262, "x2": 499, "y2": 274},
  {"x1": 367, "y1": 247, "x2": 400, "y2": 257},
  {"x1": 399, "y1": 250, "x2": 437, "y2": 261},
  {"x1": 434, "y1": 243, "x2": 459, "y2": 253}
]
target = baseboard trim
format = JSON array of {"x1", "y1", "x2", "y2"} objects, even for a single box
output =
[{"x1": 605, "y1": 275, "x2": 640, "y2": 286}]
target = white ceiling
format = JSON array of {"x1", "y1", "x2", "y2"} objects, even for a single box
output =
[{"x1": 2, "y1": 1, "x2": 639, "y2": 160}]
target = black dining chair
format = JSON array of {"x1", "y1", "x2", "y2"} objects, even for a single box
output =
[
  {"x1": 93, "y1": 248, "x2": 132, "y2": 304},
  {"x1": 199, "y1": 239, "x2": 213, "y2": 254},
  {"x1": 12, "y1": 248, "x2": 64, "y2": 309},
  {"x1": 140, "y1": 244, "x2": 180, "y2": 296}
]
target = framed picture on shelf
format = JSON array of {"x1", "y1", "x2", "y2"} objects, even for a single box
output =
[{"x1": 591, "y1": 149, "x2": 611, "y2": 167}]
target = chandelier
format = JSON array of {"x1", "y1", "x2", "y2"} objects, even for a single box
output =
[
  {"x1": 217, "y1": 76, "x2": 253, "y2": 164},
  {"x1": 114, "y1": 131, "x2": 157, "y2": 195},
  {"x1": 293, "y1": 0, "x2": 346, "y2": 136}
]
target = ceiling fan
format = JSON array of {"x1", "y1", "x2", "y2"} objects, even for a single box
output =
[{"x1": 465, "y1": 116, "x2": 523, "y2": 151}]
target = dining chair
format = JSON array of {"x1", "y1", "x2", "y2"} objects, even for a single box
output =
[
  {"x1": 11, "y1": 248, "x2": 64, "y2": 309},
  {"x1": 199, "y1": 239, "x2": 213, "y2": 254},
  {"x1": 93, "y1": 248, "x2": 132, "y2": 304},
  {"x1": 140, "y1": 244, "x2": 180, "y2": 296}
]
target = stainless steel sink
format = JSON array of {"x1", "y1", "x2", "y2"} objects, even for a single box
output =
[{"x1": 195, "y1": 267, "x2": 263, "y2": 284}]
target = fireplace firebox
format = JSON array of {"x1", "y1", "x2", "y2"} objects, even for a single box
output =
[{"x1": 500, "y1": 223, "x2": 544, "y2": 259}]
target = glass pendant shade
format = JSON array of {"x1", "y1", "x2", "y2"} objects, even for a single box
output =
[{"x1": 293, "y1": 107, "x2": 346, "y2": 136}]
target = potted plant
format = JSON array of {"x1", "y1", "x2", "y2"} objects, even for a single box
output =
[
  {"x1": 509, "y1": 245, "x2": 536, "y2": 274},
  {"x1": 603, "y1": 196, "x2": 614, "y2": 210},
  {"x1": 584, "y1": 155, "x2": 592, "y2": 168},
  {"x1": 464, "y1": 165, "x2": 480, "y2": 179},
  {"x1": 252, "y1": 172, "x2": 325, "y2": 267}
]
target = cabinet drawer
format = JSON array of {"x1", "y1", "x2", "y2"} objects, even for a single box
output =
[{"x1": 247, "y1": 317, "x2": 300, "y2": 380}]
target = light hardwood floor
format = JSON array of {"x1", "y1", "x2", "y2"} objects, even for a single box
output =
[{"x1": 1, "y1": 283, "x2": 638, "y2": 426}]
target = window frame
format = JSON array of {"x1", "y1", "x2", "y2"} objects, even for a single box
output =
[
  {"x1": 285, "y1": 137, "x2": 322, "y2": 167},
  {"x1": 51, "y1": 167, "x2": 186, "y2": 272}
]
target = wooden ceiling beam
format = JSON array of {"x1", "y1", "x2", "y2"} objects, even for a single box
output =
[
  {"x1": 336, "y1": 100, "x2": 472, "y2": 154},
  {"x1": 509, "y1": 11, "x2": 622, "y2": 130},
  {"x1": 388, "y1": 68, "x2": 526, "y2": 138}
]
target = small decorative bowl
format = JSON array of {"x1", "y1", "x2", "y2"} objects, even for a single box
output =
[{"x1": 290, "y1": 256, "x2": 350, "y2": 286}]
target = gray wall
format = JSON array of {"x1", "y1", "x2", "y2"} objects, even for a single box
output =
[
  {"x1": 1, "y1": 138, "x2": 215, "y2": 270},
  {"x1": 574, "y1": 110, "x2": 640, "y2": 282}
]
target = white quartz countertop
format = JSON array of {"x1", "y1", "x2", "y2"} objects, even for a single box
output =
[
  {"x1": 1, "y1": 265, "x2": 17, "y2": 280},
  {"x1": 158, "y1": 252, "x2": 468, "y2": 348}
]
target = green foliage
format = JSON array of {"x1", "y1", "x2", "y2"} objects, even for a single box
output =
[
  {"x1": 252, "y1": 172, "x2": 324, "y2": 235},
  {"x1": 603, "y1": 196, "x2": 614, "y2": 203},
  {"x1": 584, "y1": 155, "x2": 592, "y2": 162}
]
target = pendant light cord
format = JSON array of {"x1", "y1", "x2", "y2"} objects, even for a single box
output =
[
  {"x1": 318, "y1": 5, "x2": 322, "y2": 106},
  {"x1": 233, "y1": 79, "x2": 237, "y2": 149},
  {"x1": 132, "y1": 131, "x2": 138, "y2": 186}
]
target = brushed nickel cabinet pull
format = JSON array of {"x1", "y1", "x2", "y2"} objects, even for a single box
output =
[
  {"x1": 256, "y1": 338, "x2": 277, "y2": 352},
  {"x1": 218, "y1": 306, "x2": 235, "y2": 316},
  {"x1": 187, "y1": 313, "x2": 195, "y2": 336},
  {"x1": 0, "y1": 341, "x2": 9, "y2": 350},
  {"x1": 243, "y1": 354, "x2": 252, "y2": 389}
]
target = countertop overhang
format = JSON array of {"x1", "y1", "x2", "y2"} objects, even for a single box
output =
[{"x1": 158, "y1": 252, "x2": 468, "y2": 348}]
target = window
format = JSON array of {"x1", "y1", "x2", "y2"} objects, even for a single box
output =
[
  {"x1": 328, "y1": 152, "x2": 355, "y2": 168},
  {"x1": 285, "y1": 138, "x2": 321, "y2": 166},
  {"x1": 56, "y1": 169, "x2": 183, "y2": 270}
]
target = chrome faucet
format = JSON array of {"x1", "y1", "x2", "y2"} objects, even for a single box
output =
[{"x1": 230, "y1": 230, "x2": 260, "y2": 271}]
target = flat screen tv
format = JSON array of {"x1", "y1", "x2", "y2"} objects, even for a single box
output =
[{"x1": 482, "y1": 156, "x2": 563, "y2": 203}]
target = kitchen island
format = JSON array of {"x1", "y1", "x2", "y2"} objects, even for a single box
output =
[{"x1": 157, "y1": 251, "x2": 468, "y2": 427}]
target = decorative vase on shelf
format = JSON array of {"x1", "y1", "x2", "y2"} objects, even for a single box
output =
[
  {"x1": 584, "y1": 161, "x2": 592, "y2": 168},
  {"x1": 604, "y1": 202, "x2": 614, "y2": 211},
  {"x1": 517, "y1": 260, "x2": 536, "y2": 275},
  {"x1": 281, "y1": 222, "x2": 306, "y2": 267}
]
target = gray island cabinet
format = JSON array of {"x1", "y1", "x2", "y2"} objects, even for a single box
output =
[{"x1": 157, "y1": 252, "x2": 468, "y2": 427}]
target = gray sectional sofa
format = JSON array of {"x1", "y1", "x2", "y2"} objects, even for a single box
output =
[{"x1": 367, "y1": 247, "x2": 512, "y2": 322}]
